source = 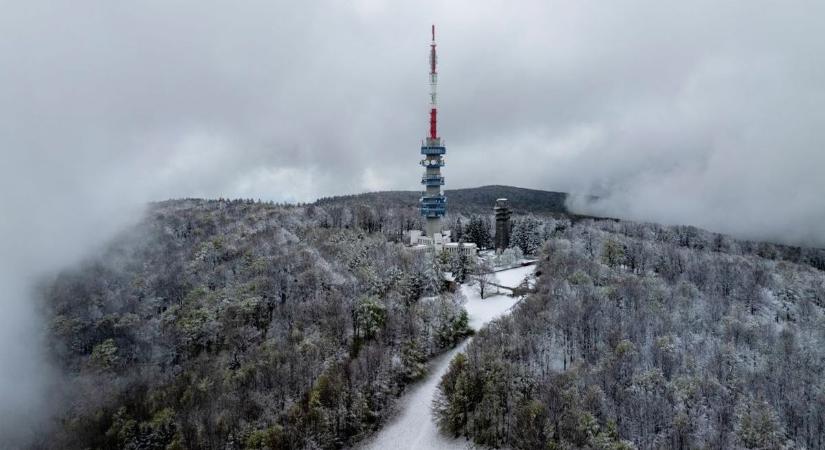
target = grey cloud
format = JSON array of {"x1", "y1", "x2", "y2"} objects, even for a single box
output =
[{"x1": 1, "y1": 0, "x2": 824, "y2": 443}]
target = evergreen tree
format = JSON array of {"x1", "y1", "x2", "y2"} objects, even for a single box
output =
[
  {"x1": 450, "y1": 244, "x2": 472, "y2": 283},
  {"x1": 452, "y1": 217, "x2": 464, "y2": 242},
  {"x1": 735, "y1": 399, "x2": 787, "y2": 449},
  {"x1": 465, "y1": 215, "x2": 492, "y2": 249},
  {"x1": 511, "y1": 215, "x2": 543, "y2": 255},
  {"x1": 421, "y1": 252, "x2": 445, "y2": 296}
]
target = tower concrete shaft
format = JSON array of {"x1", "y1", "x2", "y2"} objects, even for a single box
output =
[{"x1": 419, "y1": 24, "x2": 446, "y2": 237}]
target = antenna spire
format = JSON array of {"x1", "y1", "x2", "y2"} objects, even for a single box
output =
[{"x1": 429, "y1": 24, "x2": 438, "y2": 139}]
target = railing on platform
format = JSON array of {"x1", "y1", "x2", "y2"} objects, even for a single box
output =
[{"x1": 420, "y1": 146, "x2": 446, "y2": 155}]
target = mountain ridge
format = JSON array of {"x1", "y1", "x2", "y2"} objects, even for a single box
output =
[{"x1": 315, "y1": 184, "x2": 571, "y2": 216}]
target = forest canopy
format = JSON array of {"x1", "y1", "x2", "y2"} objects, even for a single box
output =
[
  {"x1": 36, "y1": 191, "x2": 825, "y2": 449},
  {"x1": 41, "y1": 199, "x2": 469, "y2": 449},
  {"x1": 435, "y1": 219, "x2": 825, "y2": 449}
]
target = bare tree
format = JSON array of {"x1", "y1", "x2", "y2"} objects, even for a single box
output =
[{"x1": 472, "y1": 259, "x2": 496, "y2": 299}]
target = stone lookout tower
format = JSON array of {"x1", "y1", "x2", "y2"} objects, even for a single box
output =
[{"x1": 494, "y1": 198, "x2": 511, "y2": 252}]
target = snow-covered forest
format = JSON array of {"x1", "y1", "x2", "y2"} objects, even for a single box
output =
[
  {"x1": 36, "y1": 191, "x2": 825, "y2": 449},
  {"x1": 41, "y1": 199, "x2": 470, "y2": 449},
  {"x1": 436, "y1": 219, "x2": 825, "y2": 449}
]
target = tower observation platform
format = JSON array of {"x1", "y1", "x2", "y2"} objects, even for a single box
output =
[{"x1": 420, "y1": 139, "x2": 447, "y2": 220}]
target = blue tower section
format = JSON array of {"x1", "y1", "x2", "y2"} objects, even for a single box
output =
[{"x1": 419, "y1": 142, "x2": 447, "y2": 221}]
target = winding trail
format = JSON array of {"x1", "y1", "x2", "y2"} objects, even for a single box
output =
[{"x1": 358, "y1": 265, "x2": 536, "y2": 450}]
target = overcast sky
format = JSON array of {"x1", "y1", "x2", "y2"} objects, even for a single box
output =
[{"x1": 1, "y1": 0, "x2": 824, "y2": 442}]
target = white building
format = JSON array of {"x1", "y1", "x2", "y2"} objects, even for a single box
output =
[{"x1": 408, "y1": 229, "x2": 477, "y2": 255}]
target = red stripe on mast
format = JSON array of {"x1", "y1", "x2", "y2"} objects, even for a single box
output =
[{"x1": 430, "y1": 108, "x2": 437, "y2": 139}]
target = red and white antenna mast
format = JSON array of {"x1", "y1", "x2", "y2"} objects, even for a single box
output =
[
  {"x1": 429, "y1": 24, "x2": 438, "y2": 140},
  {"x1": 419, "y1": 25, "x2": 446, "y2": 237}
]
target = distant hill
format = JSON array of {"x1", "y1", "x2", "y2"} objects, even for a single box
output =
[{"x1": 315, "y1": 185, "x2": 570, "y2": 216}]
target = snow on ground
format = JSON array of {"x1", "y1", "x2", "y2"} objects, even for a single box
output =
[
  {"x1": 357, "y1": 265, "x2": 535, "y2": 450},
  {"x1": 462, "y1": 281, "x2": 519, "y2": 331},
  {"x1": 494, "y1": 264, "x2": 535, "y2": 289},
  {"x1": 356, "y1": 341, "x2": 473, "y2": 450}
]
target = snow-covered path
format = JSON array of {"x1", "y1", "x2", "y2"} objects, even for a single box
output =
[{"x1": 358, "y1": 265, "x2": 535, "y2": 450}]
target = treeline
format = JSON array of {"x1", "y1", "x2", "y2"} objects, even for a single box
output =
[
  {"x1": 598, "y1": 220, "x2": 825, "y2": 272},
  {"x1": 435, "y1": 219, "x2": 825, "y2": 449},
  {"x1": 41, "y1": 199, "x2": 470, "y2": 449},
  {"x1": 315, "y1": 185, "x2": 569, "y2": 216}
]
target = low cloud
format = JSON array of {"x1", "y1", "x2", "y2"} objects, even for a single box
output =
[{"x1": 1, "y1": 0, "x2": 824, "y2": 442}]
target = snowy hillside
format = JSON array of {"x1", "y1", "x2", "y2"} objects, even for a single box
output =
[
  {"x1": 37, "y1": 198, "x2": 825, "y2": 449},
  {"x1": 435, "y1": 219, "x2": 825, "y2": 449},
  {"x1": 40, "y1": 199, "x2": 471, "y2": 449}
]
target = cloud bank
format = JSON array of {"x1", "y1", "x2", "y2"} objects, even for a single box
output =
[{"x1": 1, "y1": 0, "x2": 824, "y2": 443}]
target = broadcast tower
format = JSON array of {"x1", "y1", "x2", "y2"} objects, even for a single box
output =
[{"x1": 419, "y1": 25, "x2": 447, "y2": 238}]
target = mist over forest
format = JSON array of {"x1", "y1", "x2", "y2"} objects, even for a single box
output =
[
  {"x1": 6, "y1": 193, "x2": 822, "y2": 449},
  {"x1": 2, "y1": 0, "x2": 825, "y2": 448}
]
